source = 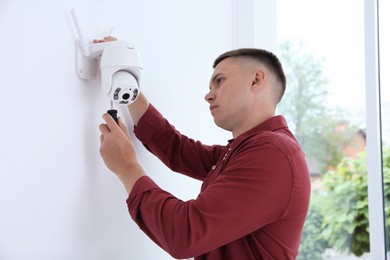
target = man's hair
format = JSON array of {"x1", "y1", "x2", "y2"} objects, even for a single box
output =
[{"x1": 213, "y1": 48, "x2": 286, "y2": 103}]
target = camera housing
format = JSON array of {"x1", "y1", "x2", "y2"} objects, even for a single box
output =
[
  {"x1": 71, "y1": 9, "x2": 142, "y2": 106},
  {"x1": 100, "y1": 41, "x2": 142, "y2": 105},
  {"x1": 74, "y1": 39, "x2": 143, "y2": 105}
]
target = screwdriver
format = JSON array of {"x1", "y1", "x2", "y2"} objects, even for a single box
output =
[{"x1": 107, "y1": 101, "x2": 119, "y2": 124}]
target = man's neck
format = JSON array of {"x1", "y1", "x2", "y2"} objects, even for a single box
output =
[{"x1": 232, "y1": 112, "x2": 275, "y2": 138}]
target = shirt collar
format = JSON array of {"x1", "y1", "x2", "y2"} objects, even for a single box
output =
[{"x1": 228, "y1": 115, "x2": 288, "y2": 147}]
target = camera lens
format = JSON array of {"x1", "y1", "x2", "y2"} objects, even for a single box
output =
[{"x1": 122, "y1": 93, "x2": 130, "y2": 100}]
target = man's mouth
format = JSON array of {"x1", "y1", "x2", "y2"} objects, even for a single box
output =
[{"x1": 209, "y1": 105, "x2": 218, "y2": 115}]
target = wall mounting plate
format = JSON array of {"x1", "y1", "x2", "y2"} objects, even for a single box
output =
[{"x1": 75, "y1": 40, "x2": 98, "y2": 80}]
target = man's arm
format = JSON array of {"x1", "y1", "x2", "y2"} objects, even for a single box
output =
[
  {"x1": 126, "y1": 141, "x2": 300, "y2": 258},
  {"x1": 127, "y1": 92, "x2": 150, "y2": 125},
  {"x1": 133, "y1": 104, "x2": 221, "y2": 180}
]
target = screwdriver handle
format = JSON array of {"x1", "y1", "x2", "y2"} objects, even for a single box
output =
[{"x1": 107, "y1": 109, "x2": 118, "y2": 124}]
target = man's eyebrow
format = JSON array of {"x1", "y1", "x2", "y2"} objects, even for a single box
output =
[
  {"x1": 210, "y1": 73, "x2": 224, "y2": 83},
  {"x1": 209, "y1": 73, "x2": 222, "y2": 89}
]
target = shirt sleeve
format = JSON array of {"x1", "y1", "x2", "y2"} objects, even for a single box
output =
[
  {"x1": 134, "y1": 104, "x2": 222, "y2": 181},
  {"x1": 127, "y1": 140, "x2": 294, "y2": 259}
]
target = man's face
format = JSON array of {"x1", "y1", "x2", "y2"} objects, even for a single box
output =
[{"x1": 205, "y1": 57, "x2": 255, "y2": 133}]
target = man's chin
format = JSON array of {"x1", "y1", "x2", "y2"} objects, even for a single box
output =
[{"x1": 214, "y1": 119, "x2": 230, "y2": 132}]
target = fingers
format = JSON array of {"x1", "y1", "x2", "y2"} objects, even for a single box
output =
[
  {"x1": 100, "y1": 114, "x2": 131, "y2": 139},
  {"x1": 99, "y1": 114, "x2": 118, "y2": 142},
  {"x1": 99, "y1": 123, "x2": 109, "y2": 145},
  {"x1": 99, "y1": 123, "x2": 110, "y2": 135},
  {"x1": 92, "y1": 36, "x2": 118, "y2": 43},
  {"x1": 102, "y1": 113, "x2": 119, "y2": 132},
  {"x1": 105, "y1": 36, "x2": 117, "y2": 41}
]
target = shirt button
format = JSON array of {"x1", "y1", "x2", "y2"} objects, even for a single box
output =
[{"x1": 212, "y1": 165, "x2": 216, "y2": 170}]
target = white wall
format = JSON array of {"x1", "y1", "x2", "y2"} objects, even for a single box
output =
[{"x1": 0, "y1": 1, "x2": 274, "y2": 259}]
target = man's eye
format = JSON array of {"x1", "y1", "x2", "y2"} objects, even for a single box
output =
[{"x1": 216, "y1": 78, "x2": 223, "y2": 84}]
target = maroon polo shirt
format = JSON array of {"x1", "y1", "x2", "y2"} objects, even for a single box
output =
[{"x1": 127, "y1": 104, "x2": 310, "y2": 260}]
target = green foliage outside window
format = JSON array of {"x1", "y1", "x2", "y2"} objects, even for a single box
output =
[
  {"x1": 298, "y1": 148, "x2": 390, "y2": 259},
  {"x1": 278, "y1": 39, "x2": 390, "y2": 259}
]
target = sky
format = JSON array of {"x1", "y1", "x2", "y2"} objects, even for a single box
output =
[{"x1": 275, "y1": 0, "x2": 389, "y2": 142}]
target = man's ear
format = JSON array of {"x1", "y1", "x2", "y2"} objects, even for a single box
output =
[{"x1": 251, "y1": 70, "x2": 266, "y2": 92}]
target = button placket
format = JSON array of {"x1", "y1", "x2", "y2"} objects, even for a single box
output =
[
  {"x1": 211, "y1": 146, "x2": 232, "y2": 170},
  {"x1": 223, "y1": 146, "x2": 232, "y2": 160},
  {"x1": 203, "y1": 145, "x2": 233, "y2": 191}
]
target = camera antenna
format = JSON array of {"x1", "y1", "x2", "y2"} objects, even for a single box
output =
[{"x1": 70, "y1": 8, "x2": 90, "y2": 56}]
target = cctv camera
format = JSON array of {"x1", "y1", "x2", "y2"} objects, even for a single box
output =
[
  {"x1": 71, "y1": 11, "x2": 142, "y2": 105},
  {"x1": 100, "y1": 41, "x2": 143, "y2": 105},
  {"x1": 110, "y1": 70, "x2": 139, "y2": 104}
]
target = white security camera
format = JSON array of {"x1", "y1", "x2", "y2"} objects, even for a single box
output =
[
  {"x1": 100, "y1": 41, "x2": 143, "y2": 105},
  {"x1": 71, "y1": 10, "x2": 142, "y2": 105},
  {"x1": 110, "y1": 71, "x2": 139, "y2": 104},
  {"x1": 74, "y1": 40, "x2": 143, "y2": 105}
]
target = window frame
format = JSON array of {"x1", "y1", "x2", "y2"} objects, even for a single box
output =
[
  {"x1": 234, "y1": 0, "x2": 387, "y2": 257},
  {"x1": 365, "y1": 0, "x2": 387, "y2": 258}
]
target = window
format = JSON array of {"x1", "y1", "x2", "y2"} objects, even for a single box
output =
[{"x1": 275, "y1": 1, "x2": 370, "y2": 258}]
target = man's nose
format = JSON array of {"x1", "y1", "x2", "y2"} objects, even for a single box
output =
[{"x1": 204, "y1": 90, "x2": 215, "y2": 103}]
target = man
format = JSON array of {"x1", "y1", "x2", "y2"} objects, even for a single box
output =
[{"x1": 99, "y1": 45, "x2": 311, "y2": 259}]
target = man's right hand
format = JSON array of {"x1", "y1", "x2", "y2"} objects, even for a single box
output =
[{"x1": 99, "y1": 114, "x2": 145, "y2": 194}]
